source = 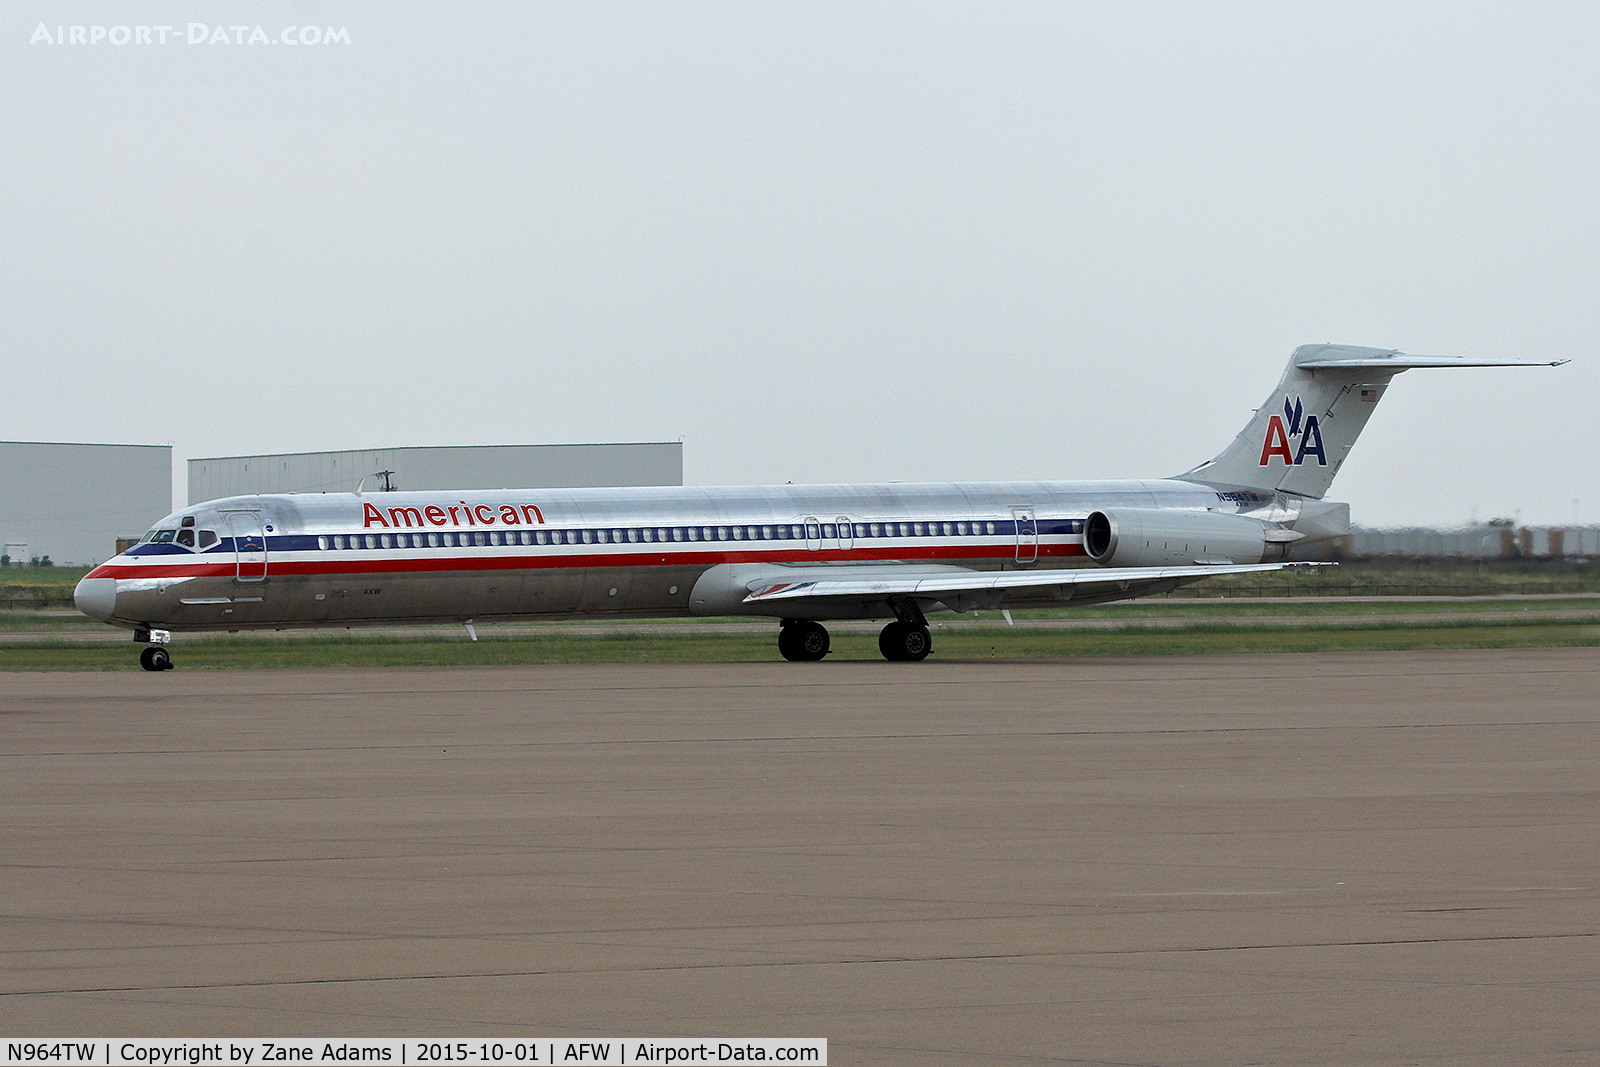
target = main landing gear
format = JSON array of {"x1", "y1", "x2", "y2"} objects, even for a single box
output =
[
  {"x1": 778, "y1": 620, "x2": 831, "y2": 661},
  {"x1": 776, "y1": 602, "x2": 934, "y2": 663},
  {"x1": 879, "y1": 598, "x2": 932, "y2": 662},
  {"x1": 878, "y1": 620, "x2": 932, "y2": 662},
  {"x1": 135, "y1": 628, "x2": 174, "y2": 671}
]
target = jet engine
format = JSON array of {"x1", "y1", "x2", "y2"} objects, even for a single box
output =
[{"x1": 1083, "y1": 508, "x2": 1295, "y2": 567}]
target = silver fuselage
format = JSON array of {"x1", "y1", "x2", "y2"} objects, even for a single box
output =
[{"x1": 76, "y1": 478, "x2": 1296, "y2": 633}]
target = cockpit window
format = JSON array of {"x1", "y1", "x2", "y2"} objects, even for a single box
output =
[
  {"x1": 150, "y1": 529, "x2": 177, "y2": 543},
  {"x1": 198, "y1": 530, "x2": 218, "y2": 548},
  {"x1": 176, "y1": 529, "x2": 195, "y2": 548}
]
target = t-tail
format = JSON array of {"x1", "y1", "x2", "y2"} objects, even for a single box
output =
[{"x1": 1179, "y1": 344, "x2": 1568, "y2": 500}]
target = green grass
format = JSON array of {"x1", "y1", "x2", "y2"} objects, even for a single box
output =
[
  {"x1": 0, "y1": 566, "x2": 93, "y2": 609},
  {"x1": 4, "y1": 617, "x2": 1595, "y2": 671},
  {"x1": 1191, "y1": 558, "x2": 1600, "y2": 597}
]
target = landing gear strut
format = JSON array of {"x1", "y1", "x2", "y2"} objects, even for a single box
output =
[
  {"x1": 777, "y1": 620, "x2": 830, "y2": 661},
  {"x1": 879, "y1": 599, "x2": 932, "y2": 662}
]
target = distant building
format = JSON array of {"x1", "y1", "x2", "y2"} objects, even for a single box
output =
[
  {"x1": 1296, "y1": 525, "x2": 1600, "y2": 561},
  {"x1": 188, "y1": 442, "x2": 682, "y2": 505},
  {"x1": 0, "y1": 441, "x2": 172, "y2": 566}
]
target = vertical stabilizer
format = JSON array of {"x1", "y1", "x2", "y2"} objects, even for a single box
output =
[{"x1": 1178, "y1": 344, "x2": 1567, "y2": 499}]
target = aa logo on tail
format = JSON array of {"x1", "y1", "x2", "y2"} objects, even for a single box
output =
[{"x1": 1259, "y1": 396, "x2": 1326, "y2": 467}]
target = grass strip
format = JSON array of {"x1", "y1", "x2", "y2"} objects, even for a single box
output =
[{"x1": 3, "y1": 617, "x2": 1595, "y2": 671}]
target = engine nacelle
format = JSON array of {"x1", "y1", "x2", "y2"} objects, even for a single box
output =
[{"x1": 1083, "y1": 507, "x2": 1290, "y2": 567}]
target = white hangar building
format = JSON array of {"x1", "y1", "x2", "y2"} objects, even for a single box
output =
[
  {"x1": 0, "y1": 441, "x2": 173, "y2": 567},
  {"x1": 188, "y1": 442, "x2": 683, "y2": 506}
]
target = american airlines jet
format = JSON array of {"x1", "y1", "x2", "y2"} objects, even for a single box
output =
[{"x1": 76, "y1": 345, "x2": 1564, "y2": 670}]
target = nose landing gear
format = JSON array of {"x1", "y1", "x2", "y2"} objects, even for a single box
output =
[
  {"x1": 139, "y1": 646, "x2": 173, "y2": 671},
  {"x1": 135, "y1": 628, "x2": 175, "y2": 671}
]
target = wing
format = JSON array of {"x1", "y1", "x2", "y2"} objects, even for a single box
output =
[{"x1": 742, "y1": 561, "x2": 1312, "y2": 609}]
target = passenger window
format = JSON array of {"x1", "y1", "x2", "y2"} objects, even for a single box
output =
[
  {"x1": 642, "y1": 528, "x2": 654, "y2": 542},
  {"x1": 365, "y1": 535, "x2": 377, "y2": 549},
  {"x1": 687, "y1": 528, "x2": 698, "y2": 541},
  {"x1": 628, "y1": 529, "x2": 639, "y2": 543},
  {"x1": 582, "y1": 530, "x2": 594, "y2": 544},
  {"x1": 380, "y1": 534, "x2": 392, "y2": 549},
  {"x1": 672, "y1": 528, "x2": 684, "y2": 542}
]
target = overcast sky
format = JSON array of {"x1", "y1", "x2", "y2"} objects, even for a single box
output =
[{"x1": 3, "y1": 1, "x2": 1595, "y2": 526}]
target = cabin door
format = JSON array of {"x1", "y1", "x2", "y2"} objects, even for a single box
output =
[
  {"x1": 1012, "y1": 506, "x2": 1038, "y2": 564},
  {"x1": 225, "y1": 512, "x2": 268, "y2": 582}
]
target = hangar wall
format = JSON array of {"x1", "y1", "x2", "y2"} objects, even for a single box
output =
[
  {"x1": 0, "y1": 442, "x2": 173, "y2": 566},
  {"x1": 188, "y1": 442, "x2": 683, "y2": 505}
]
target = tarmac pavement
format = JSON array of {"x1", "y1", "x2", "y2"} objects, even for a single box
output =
[{"x1": 1, "y1": 649, "x2": 1596, "y2": 1064}]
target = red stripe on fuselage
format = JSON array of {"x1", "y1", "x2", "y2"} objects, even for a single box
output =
[{"x1": 87, "y1": 541, "x2": 1086, "y2": 580}]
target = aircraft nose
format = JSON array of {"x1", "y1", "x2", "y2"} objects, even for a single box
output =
[{"x1": 75, "y1": 577, "x2": 117, "y2": 622}]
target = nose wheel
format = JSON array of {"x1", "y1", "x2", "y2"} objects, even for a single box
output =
[
  {"x1": 777, "y1": 620, "x2": 830, "y2": 661},
  {"x1": 139, "y1": 646, "x2": 174, "y2": 672}
]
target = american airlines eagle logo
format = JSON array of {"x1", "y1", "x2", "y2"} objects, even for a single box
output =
[{"x1": 1259, "y1": 396, "x2": 1327, "y2": 467}]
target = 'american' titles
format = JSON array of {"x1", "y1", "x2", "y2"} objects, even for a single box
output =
[{"x1": 363, "y1": 502, "x2": 546, "y2": 529}]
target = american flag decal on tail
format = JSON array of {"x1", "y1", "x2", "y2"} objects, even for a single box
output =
[{"x1": 1360, "y1": 388, "x2": 1379, "y2": 402}]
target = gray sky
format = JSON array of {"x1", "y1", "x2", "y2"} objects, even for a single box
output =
[{"x1": 4, "y1": 1, "x2": 1595, "y2": 526}]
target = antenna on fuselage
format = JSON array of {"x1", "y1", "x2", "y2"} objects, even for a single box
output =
[{"x1": 376, "y1": 470, "x2": 397, "y2": 492}]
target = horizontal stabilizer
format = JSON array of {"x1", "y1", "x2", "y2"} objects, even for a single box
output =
[{"x1": 1296, "y1": 354, "x2": 1570, "y2": 369}]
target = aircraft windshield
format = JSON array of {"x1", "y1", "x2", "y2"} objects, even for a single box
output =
[{"x1": 147, "y1": 529, "x2": 177, "y2": 543}]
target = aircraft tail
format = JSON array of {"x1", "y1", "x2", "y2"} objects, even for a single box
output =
[{"x1": 1179, "y1": 344, "x2": 1567, "y2": 500}]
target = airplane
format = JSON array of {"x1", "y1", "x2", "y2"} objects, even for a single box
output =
[{"x1": 75, "y1": 344, "x2": 1566, "y2": 670}]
